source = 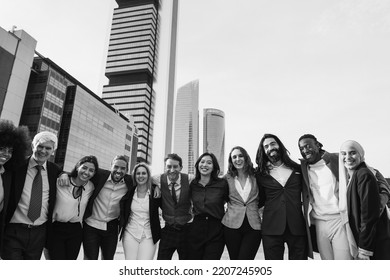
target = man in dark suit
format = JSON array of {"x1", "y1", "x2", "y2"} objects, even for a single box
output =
[
  {"x1": 82, "y1": 155, "x2": 133, "y2": 260},
  {"x1": 255, "y1": 133, "x2": 309, "y2": 260},
  {"x1": 2, "y1": 131, "x2": 62, "y2": 260},
  {"x1": 0, "y1": 120, "x2": 30, "y2": 256}
]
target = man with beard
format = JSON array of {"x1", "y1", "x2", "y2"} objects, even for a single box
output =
[
  {"x1": 154, "y1": 153, "x2": 194, "y2": 260},
  {"x1": 59, "y1": 155, "x2": 133, "y2": 259},
  {"x1": 298, "y1": 134, "x2": 390, "y2": 260},
  {"x1": 255, "y1": 134, "x2": 309, "y2": 260}
]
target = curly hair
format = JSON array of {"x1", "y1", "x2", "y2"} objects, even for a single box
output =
[
  {"x1": 255, "y1": 133, "x2": 300, "y2": 176},
  {"x1": 194, "y1": 152, "x2": 221, "y2": 181},
  {"x1": 0, "y1": 120, "x2": 31, "y2": 168},
  {"x1": 227, "y1": 146, "x2": 255, "y2": 177}
]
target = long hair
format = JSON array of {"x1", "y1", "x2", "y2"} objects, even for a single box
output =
[
  {"x1": 0, "y1": 120, "x2": 31, "y2": 168},
  {"x1": 132, "y1": 162, "x2": 152, "y2": 190},
  {"x1": 227, "y1": 146, "x2": 255, "y2": 177},
  {"x1": 69, "y1": 155, "x2": 99, "y2": 179},
  {"x1": 255, "y1": 134, "x2": 300, "y2": 175},
  {"x1": 194, "y1": 152, "x2": 220, "y2": 181}
]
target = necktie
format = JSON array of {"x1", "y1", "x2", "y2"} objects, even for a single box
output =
[
  {"x1": 170, "y1": 182, "x2": 177, "y2": 205},
  {"x1": 28, "y1": 165, "x2": 43, "y2": 222}
]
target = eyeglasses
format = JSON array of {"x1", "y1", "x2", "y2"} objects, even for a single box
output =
[{"x1": 0, "y1": 147, "x2": 13, "y2": 154}]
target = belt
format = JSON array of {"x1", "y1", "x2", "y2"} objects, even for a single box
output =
[{"x1": 12, "y1": 222, "x2": 46, "y2": 229}]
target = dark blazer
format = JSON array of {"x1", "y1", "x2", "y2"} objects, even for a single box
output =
[
  {"x1": 347, "y1": 162, "x2": 384, "y2": 255},
  {"x1": 84, "y1": 168, "x2": 133, "y2": 221},
  {"x1": 119, "y1": 184, "x2": 161, "y2": 244},
  {"x1": 0, "y1": 165, "x2": 13, "y2": 253},
  {"x1": 5, "y1": 156, "x2": 62, "y2": 247},
  {"x1": 256, "y1": 166, "x2": 306, "y2": 236}
]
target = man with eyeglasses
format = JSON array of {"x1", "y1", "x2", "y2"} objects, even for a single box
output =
[
  {"x1": 153, "y1": 153, "x2": 195, "y2": 260},
  {"x1": 0, "y1": 120, "x2": 30, "y2": 256},
  {"x1": 2, "y1": 131, "x2": 62, "y2": 260}
]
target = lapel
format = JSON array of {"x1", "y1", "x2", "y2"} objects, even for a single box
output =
[{"x1": 225, "y1": 174, "x2": 245, "y2": 203}]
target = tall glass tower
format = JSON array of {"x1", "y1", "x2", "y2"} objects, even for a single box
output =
[
  {"x1": 173, "y1": 80, "x2": 199, "y2": 174},
  {"x1": 102, "y1": 0, "x2": 160, "y2": 164},
  {"x1": 203, "y1": 108, "x2": 225, "y2": 174}
]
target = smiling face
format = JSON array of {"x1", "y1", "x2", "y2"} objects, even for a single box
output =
[
  {"x1": 77, "y1": 162, "x2": 96, "y2": 182},
  {"x1": 340, "y1": 144, "x2": 363, "y2": 170},
  {"x1": 135, "y1": 166, "x2": 149, "y2": 186},
  {"x1": 110, "y1": 159, "x2": 128, "y2": 183},
  {"x1": 231, "y1": 149, "x2": 245, "y2": 170},
  {"x1": 299, "y1": 138, "x2": 321, "y2": 164},
  {"x1": 32, "y1": 141, "x2": 55, "y2": 165},
  {"x1": 198, "y1": 155, "x2": 213, "y2": 177},
  {"x1": 263, "y1": 137, "x2": 281, "y2": 164},
  {"x1": 165, "y1": 158, "x2": 182, "y2": 182},
  {"x1": 0, "y1": 146, "x2": 13, "y2": 166}
]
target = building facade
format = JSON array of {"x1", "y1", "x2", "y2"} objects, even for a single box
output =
[
  {"x1": 173, "y1": 80, "x2": 199, "y2": 174},
  {"x1": 203, "y1": 108, "x2": 225, "y2": 174},
  {"x1": 102, "y1": 0, "x2": 160, "y2": 164},
  {"x1": 0, "y1": 27, "x2": 36, "y2": 124},
  {"x1": 21, "y1": 55, "x2": 136, "y2": 171}
]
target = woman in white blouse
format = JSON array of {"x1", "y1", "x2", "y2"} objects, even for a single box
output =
[
  {"x1": 222, "y1": 146, "x2": 262, "y2": 259},
  {"x1": 48, "y1": 155, "x2": 98, "y2": 259},
  {"x1": 120, "y1": 162, "x2": 161, "y2": 260}
]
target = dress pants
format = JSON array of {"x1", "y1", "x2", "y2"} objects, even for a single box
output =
[
  {"x1": 49, "y1": 221, "x2": 83, "y2": 260},
  {"x1": 83, "y1": 219, "x2": 119, "y2": 260},
  {"x1": 224, "y1": 216, "x2": 262, "y2": 260},
  {"x1": 262, "y1": 223, "x2": 307, "y2": 260},
  {"x1": 1, "y1": 223, "x2": 47, "y2": 260},
  {"x1": 187, "y1": 214, "x2": 225, "y2": 260},
  {"x1": 157, "y1": 224, "x2": 189, "y2": 260}
]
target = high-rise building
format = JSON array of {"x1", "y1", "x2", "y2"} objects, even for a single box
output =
[
  {"x1": 0, "y1": 27, "x2": 36, "y2": 124},
  {"x1": 173, "y1": 80, "x2": 199, "y2": 174},
  {"x1": 102, "y1": 0, "x2": 160, "y2": 164},
  {"x1": 203, "y1": 108, "x2": 225, "y2": 174}
]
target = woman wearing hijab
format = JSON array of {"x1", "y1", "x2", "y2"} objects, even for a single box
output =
[{"x1": 339, "y1": 140, "x2": 390, "y2": 260}]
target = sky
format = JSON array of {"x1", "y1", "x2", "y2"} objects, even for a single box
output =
[{"x1": 1, "y1": 0, "x2": 390, "y2": 176}]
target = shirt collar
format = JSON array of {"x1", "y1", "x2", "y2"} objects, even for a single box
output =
[
  {"x1": 167, "y1": 173, "x2": 181, "y2": 185},
  {"x1": 0, "y1": 165, "x2": 4, "y2": 174}
]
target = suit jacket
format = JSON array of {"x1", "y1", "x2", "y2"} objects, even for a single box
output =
[
  {"x1": 84, "y1": 168, "x2": 133, "y2": 221},
  {"x1": 119, "y1": 184, "x2": 161, "y2": 244},
  {"x1": 0, "y1": 166, "x2": 13, "y2": 253},
  {"x1": 5, "y1": 157, "x2": 62, "y2": 247},
  {"x1": 256, "y1": 166, "x2": 306, "y2": 237},
  {"x1": 222, "y1": 174, "x2": 261, "y2": 230}
]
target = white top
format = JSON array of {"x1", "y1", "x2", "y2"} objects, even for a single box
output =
[
  {"x1": 125, "y1": 188, "x2": 152, "y2": 239},
  {"x1": 52, "y1": 179, "x2": 94, "y2": 223},
  {"x1": 269, "y1": 163, "x2": 293, "y2": 187},
  {"x1": 10, "y1": 157, "x2": 49, "y2": 225},
  {"x1": 308, "y1": 159, "x2": 340, "y2": 220},
  {"x1": 85, "y1": 175, "x2": 128, "y2": 230},
  {"x1": 234, "y1": 176, "x2": 251, "y2": 202}
]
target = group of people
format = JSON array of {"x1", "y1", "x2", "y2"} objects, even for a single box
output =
[{"x1": 0, "y1": 119, "x2": 389, "y2": 260}]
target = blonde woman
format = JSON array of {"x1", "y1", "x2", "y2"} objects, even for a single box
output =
[{"x1": 119, "y1": 163, "x2": 161, "y2": 259}]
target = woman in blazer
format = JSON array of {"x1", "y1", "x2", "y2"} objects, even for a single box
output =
[
  {"x1": 120, "y1": 162, "x2": 161, "y2": 260},
  {"x1": 339, "y1": 140, "x2": 390, "y2": 260},
  {"x1": 222, "y1": 146, "x2": 262, "y2": 259}
]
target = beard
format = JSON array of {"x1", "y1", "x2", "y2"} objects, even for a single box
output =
[{"x1": 267, "y1": 148, "x2": 281, "y2": 164}]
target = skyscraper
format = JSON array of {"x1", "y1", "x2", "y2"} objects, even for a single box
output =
[
  {"x1": 173, "y1": 80, "x2": 199, "y2": 174},
  {"x1": 102, "y1": 0, "x2": 160, "y2": 164},
  {"x1": 203, "y1": 108, "x2": 225, "y2": 174}
]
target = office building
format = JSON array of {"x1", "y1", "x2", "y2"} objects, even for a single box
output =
[
  {"x1": 0, "y1": 26, "x2": 36, "y2": 124},
  {"x1": 102, "y1": 0, "x2": 161, "y2": 164},
  {"x1": 21, "y1": 55, "x2": 136, "y2": 171},
  {"x1": 173, "y1": 80, "x2": 199, "y2": 174},
  {"x1": 203, "y1": 108, "x2": 225, "y2": 174}
]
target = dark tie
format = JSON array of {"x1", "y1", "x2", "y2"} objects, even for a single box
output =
[
  {"x1": 28, "y1": 165, "x2": 43, "y2": 222},
  {"x1": 170, "y1": 182, "x2": 177, "y2": 205}
]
